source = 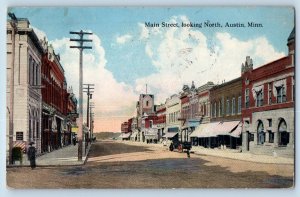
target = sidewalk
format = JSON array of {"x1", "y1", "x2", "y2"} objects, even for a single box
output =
[
  {"x1": 191, "y1": 146, "x2": 294, "y2": 165},
  {"x1": 9, "y1": 143, "x2": 91, "y2": 167},
  {"x1": 120, "y1": 140, "x2": 294, "y2": 165}
]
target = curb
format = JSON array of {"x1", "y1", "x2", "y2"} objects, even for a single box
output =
[
  {"x1": 7, "y1": 144, "x2": 93, "y2": 168},
  {"x1": 191, "y1": 151, "x2": 294, "y2": 165}
]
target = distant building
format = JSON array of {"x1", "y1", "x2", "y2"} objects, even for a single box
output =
[
  {"x1": 136, "y1": 94, "x2": 155, "y2": 142},
  {"x1": 154, "y1": 104, "x2": 166, "y2": 141},
  {"x1": 241, "y1": 28, "x2": 295, "y2": 157},
  {"x1": 164, "y1": 94, "x2": 181, "y2": 141},
  {"x1": 120, "y1": 121, "x2": 130, "y2": 140}
]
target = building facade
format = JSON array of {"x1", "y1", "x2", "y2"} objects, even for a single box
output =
[
  {"x1": 209, "y1": 77, "x2": 242, "y2": 149},
  {"x1": 241, "y1": 28, "x2": 295, "y2": 158},
  {"x1": 164, "y1": 94, "x2": 181, "y2": 141},
  {"x1": 6, "y1": 18, "x2": 44, "y2": 156},
  {"x1": 40, "y1": 39, "x2": 70, "y2": 152},
  {"x1": 154, "y1": 104, "x2": 166, "y2": 142},
  {"x1": 136, "y1": 94, "x2": 155, "y2": 142}
]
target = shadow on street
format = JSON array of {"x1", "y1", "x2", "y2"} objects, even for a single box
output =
[{"x1": 88, "y1": 140, "x2": 152, "y2": 157}]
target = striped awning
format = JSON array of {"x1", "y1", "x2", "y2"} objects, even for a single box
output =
[
  {"x1": 230, "y1": 123, "x2": 242, "y2": 138},
  {"x1": 213, "y1": 121, "x2": 241, "y2": 136}
]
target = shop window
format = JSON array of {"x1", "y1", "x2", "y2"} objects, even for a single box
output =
[
  {"x1": 268, "y1": 131, "x2": 274, "y2": 143},
  {"x1": 249, "y1": 133, "x2": 254, "y2": 141},
  {"x1": 257, "y1": 121, "x2": 265, "y2": 145},
  {"x1": 278, "y1": 119, "x2": 289, "y2": 146},
  {"x1": 268, "y1": 119, "x2": 272, "y2": 127}
]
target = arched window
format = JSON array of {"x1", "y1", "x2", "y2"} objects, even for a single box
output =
[
  {"x1": 278, "y1": 119, "x2": 289, "y2": 146},
  {"x1": 257, "y1": 120, "x2": 265, "y2": 145}
]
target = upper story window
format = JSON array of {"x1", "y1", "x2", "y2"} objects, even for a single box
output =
[
  {"x1": 214, "y1": 102, "x2": 217, "y2": 118},
  {"x1": 238, "y1": 96, "x2": 241, "y2": 114},
  {"x1": 226, "y1": 99, "x2": 230, "y2": 116},
  {"x1": 218, "y1": 100, "x2": 221, "y2": 117},
  {"x1": 276, "y1": 86, "x2": 286, "y2": 103},
  {"x1": 268, "y1": 83, "x2": 272, "y2": 105},
  {"x1": 256, "y1": 90, "x2": 263, "y2": 107},
  {"x1": 293, "y1": 77, "x2": 295, "y2": 101},
  {"x1": 146, "y1": 100, "x2": 149, "y2": 106},
  {"x1": 245, "y1": 89, "x2": 249, "y2": 108},
  {"x1": 232, "y1": 97, "x2": 236, "y2": 115}
]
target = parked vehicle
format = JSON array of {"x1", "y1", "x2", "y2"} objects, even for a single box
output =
[{"x1": 169, "y1": 139, "x2": 192, "y2": 152}]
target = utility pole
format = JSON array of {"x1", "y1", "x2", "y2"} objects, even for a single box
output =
[
  {"x1": 83, "y1": 84, "x2": 94, "y2": 128},
  {"x1": 70, "y1": 30, "x2": 92, "y2": 161},
  {"x1": 8, "y1": 12, "x2": 17, "y2": 165},
  {"x1": 89, "y1": 103, "x2": 95, "y2": 142}
]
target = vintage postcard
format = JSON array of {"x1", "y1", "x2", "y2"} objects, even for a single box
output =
[{"x1": 5, "y1": 7, "x2": 295, "y2": 189}]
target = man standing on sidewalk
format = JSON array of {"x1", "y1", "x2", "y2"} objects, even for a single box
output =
[{"x1": 27, "y1": 142, "x2": 36, "y2": 169}]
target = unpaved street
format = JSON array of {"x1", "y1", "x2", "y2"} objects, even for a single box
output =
[{"x1": 7, "y1": 140, "x2": 294, "y2": 189}]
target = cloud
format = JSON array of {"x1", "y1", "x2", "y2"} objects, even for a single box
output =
[
  {"x1": 116, "y1": 34, "x2": 132, "y2": 44},
  {"x1": 49, "y1": 33, "x2": 138, "y2": 132},
  {"x1": 135, "y1": 15, "x2": 285, "y2": 104}
]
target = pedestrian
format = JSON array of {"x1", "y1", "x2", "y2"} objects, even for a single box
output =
[
  {"x1": 186, "y1": 149, "x2": 190, "y2": 158},
  {"x1": 72, "y1": 136, "x2": 76, "y2": 146},
  {"x1": 27, "y1": 142, "x2": 36, "y2": 169},
  {"x1": 169, "y1": 142, "x2": 174, "y2": 151}
]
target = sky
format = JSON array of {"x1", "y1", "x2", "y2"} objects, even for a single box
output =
[{"x1": 9, "y1": 7, "x2": 294, "y2": 132}]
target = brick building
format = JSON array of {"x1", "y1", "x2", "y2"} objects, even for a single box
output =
[
  {"x1": 40, "y1": 39, "x2": 70, "y2": 152},
  {"x1": 241, "y1": 28, "x2": 295, "y2": 157},
  {"x1": 190, "y1": 78, "x2": 242, "y2": 149},
  {"x1": 154, "y1": 104, "x2": 166, "y2": 141},
  {"x1": 180, "y1": 81, "x2": 201, "y2": 143}
]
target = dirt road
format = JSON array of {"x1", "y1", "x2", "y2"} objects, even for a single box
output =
[{"x1": 7, "y1": 140, "x2": 294, "y2": 189}]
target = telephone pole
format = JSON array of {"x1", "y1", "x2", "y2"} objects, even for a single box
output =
[
  {"x1": 70, "y1": 30, "x2": 92, "y2": 161},
  {"x1": 89, "y1": 103, "x2": 95, "y2": 142},
  {"x1": 83, "y1": 84, "x2": 94, "y2": 128},
  {"x1": 8, "y1": 12, "x2": 17, "y2": 165}
]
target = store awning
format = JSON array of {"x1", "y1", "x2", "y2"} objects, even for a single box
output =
[
  {"x1": 230, "y1": 123, "x2": 242, "y2": 138},
  {"x1": 213, "y1": 121, "x2": 241, "y2": 136},
  {"x1": 190, "y1": 123, "x2": 209, "y2": 137},
  {"x1": 190, "y1": 122, "x2": 220, "y2": 138},
  {"x1": 121, "y1": 132, "x2": 131, "y2": 138},
  {"x1": 201, "y1": 122, "x2": 220, "y2": 137},
  {"x1": 162, "y1": 132, "x2": 178, "y2": 138}
]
